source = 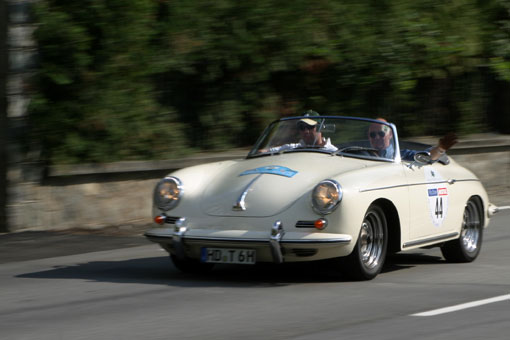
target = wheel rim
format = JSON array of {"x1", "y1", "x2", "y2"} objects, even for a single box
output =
[
  {"x1": 359, "y1": 209, "x2": 384, "y2": 269},
  {"x1": 461, "y1": 200, "x2": 481, "y2": 253}
]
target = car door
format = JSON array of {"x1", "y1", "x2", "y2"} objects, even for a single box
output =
[{"x1": 404, "y1": 161, "x2": 459, "y2": 240}]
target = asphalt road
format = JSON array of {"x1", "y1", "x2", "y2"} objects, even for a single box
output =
[{"x1": 1, "y1": 210, "x2": 509, "y2": 340}]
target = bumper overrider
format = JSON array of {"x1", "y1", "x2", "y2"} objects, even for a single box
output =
[{"x1": 144, "y1": 218, "x2": 353, "y2": 263}]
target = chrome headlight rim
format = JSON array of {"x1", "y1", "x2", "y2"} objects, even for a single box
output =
[
  {"x1": 311, "y1": 179, "x2": 342, "y2": 215},
  {"x1": 153, "y1": 176, "x2": 183, "y2": 211}
]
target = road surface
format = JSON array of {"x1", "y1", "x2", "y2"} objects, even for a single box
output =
[{"x1": 1, "y1": 210, "x2": 509, "y2": 339}]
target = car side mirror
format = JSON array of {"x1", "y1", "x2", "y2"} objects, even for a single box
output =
[{"x1": 413, "y1": 151, "x2": 432, "y2": 165}]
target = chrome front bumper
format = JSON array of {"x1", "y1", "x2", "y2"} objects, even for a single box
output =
[{"x1": 144, "y1": 219, "x2": 353, "y2": 263}]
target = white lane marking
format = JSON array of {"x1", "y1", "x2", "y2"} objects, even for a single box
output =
[{"x1": 411, "y1": 294, "x2": 510, "y2": 317}]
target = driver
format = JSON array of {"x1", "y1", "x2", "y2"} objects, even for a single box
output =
[
  {"x1": 267, "y1": 112, "x2": 337, "y2": 153},
  {"x1": 296, "y1": 117, "x2": 337, "y2": 150},
  {"x1": 368, "y1": 118, "x2": 457, "y2": 161}
]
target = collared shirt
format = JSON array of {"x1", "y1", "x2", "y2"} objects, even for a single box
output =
[
  {"x1": 379, "y1": 142, "x2": 395, "y2": 159},
  {"x1": 379, "y1": 142, "x2": 421, "y2": 161},
  {"x1": 269, "y1": 137, "x2": 338, "y2": 153},
  {"x1": 401, "y1": 149, "x2": 418, "y2": 161}
]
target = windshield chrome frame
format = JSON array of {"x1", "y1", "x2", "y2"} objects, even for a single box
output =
[
  {"x1": 247, "y1": 115, "x2": 401, "y2": 163},
  {"x1": 389, "y1": 122, "x2": 401, "y2": 163}
]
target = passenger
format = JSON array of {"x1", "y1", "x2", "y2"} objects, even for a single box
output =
[{"x1": 368, "y1": 118, "x2": 457, "y2": 161}]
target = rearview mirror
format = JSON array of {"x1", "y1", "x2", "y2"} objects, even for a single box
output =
[{"x1": 319, "y1": 123, "x2": 336, "y2": 133}]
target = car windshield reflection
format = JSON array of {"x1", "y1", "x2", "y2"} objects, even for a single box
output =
[{"x1": 248, "y1": 116, "x2": 397, "y2": 161}]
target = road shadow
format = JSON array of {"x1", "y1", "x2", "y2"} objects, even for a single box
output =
[
  {"x1": 17, "y1": 256, "x2": 344, "y2": 287},
  {"x1": 16, "y1": 251, "x2": 444, "y2": 287},
  {"x1": 383, "y1": 252, "x2": 444, "y2": 273},
  {"x1": 0, "y1": 231, "x2": 147, "y2": 264}
]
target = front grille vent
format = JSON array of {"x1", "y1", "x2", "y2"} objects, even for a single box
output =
[
  {"x1": 295, "y1": 220, "x2": 315, "y2": 228},
  {"x1": 164, "y1": 216, "x2": 181, "y2": 224},
  {"x1": 291, "y1": 249, "x2": 318, "y2": 257}
]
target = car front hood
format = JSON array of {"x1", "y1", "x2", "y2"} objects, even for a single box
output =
[{"x1": 199, "y1": 153, "x2": 369, "y2": 217}]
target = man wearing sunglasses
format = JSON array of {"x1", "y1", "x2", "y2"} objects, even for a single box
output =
[
  {"x1": 265, "y1": 111, "x2": 338, "y2": 153},
  {"x1": 296, "y1": 116, "x2": 337, "y2": 151},
  {"x1": 369, "y1": 118, "x2": 457, "y2": 161}
]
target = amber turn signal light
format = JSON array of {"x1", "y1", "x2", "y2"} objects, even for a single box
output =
[
  {"x1": 154, "y1": 215, "x2": 165, "y2": 225},
  {"x1": 314, "y1": 218, "x2": 327, "y2": 230}
]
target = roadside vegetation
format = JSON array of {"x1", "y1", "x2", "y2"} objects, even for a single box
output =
[{"x1": 30, "y1": 0, "x2": 510, "y2": 164}]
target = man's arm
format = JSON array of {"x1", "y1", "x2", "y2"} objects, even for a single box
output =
[
  {"x1": 263, "y1": 143, "x2": 301, "y2": 153},
  {"x1": 430, "y1": 132, "x2": 458, "y2": 160}
]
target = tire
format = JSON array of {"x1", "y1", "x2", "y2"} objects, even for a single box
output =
[
  {"x1": 170, "y1": 254, "x2": 215, "y2": 274},
  {"x1": 441, "y1": 197, "x2": 483, "y2": 263},
  {"x1": 344, "y1": 204, "x2": 388, "y2": 280}
]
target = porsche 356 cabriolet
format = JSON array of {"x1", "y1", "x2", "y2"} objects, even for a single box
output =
[{"x1": 145, "y1": 115, "x2": 497, "y2": 280}]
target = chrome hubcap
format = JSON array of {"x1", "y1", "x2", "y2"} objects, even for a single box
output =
[
  {"x1": 360, "y1": 210, "x2": 384, "y2": 269},
  {"x1": 461, "y1": 200, "x2": 481, "y2": 253}
]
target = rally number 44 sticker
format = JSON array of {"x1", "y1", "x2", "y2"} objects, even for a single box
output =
[{"x1": 425, "y1": 167, "x2": 449, "y2": 227}]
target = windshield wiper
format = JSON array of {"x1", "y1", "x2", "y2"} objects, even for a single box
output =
[
  {"x1": 293, "y1": 145, "x2": 325, "y2": 149},
  {"x1": 333, "y1": 146, "x2": 379, "y2": 157},
  {"x1": 283, "y1": 146, "x2": 332, "y2": 154}
]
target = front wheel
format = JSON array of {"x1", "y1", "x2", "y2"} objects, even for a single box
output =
[
  {"x1": 344, "y1": 204, "x2": 388, "y2": 280},
  {"x1": 441, "y1": 197, "x2": 483, "y2": 262}
]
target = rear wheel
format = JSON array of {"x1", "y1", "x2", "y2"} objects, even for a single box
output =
[
  {"x1": 170, "y1": 254, "x2": 214, "y2": 274},
  {"x1": 441, "y1": 197, "x2": 483, "y2": 262},
  {"x1": 344, "y1": 204, "x2": 388, "y2": 280}
]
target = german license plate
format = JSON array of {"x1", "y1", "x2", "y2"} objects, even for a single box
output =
[{"x1": 200, "y1": 247, "x2": 256, "y2": 264}]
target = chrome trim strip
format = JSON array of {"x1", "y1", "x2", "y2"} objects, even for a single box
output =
[
  {"x1": 183, "y1": 236, "x2": 351, "y2": 244},
  {"x1": 185, "y1": 236, "x2": 267, "y2": 243},
  {"x1": 282, "y1": 238, "x2": 351, "y2": 244},
  {"x1": 164, "y1": 216, "x2": 181, "y2": 224},
  {"x1": 295, "y1": 221, "x2": 315, "y2": 228},
  {"x1": 359, "y1": 179, "x2": 479, "y2": 193},
  {"x1": 455, "y1": 179, "x2": 480, "y2": 183},
  {"x1": 402, "y1": 232, "x2": 459, "y2": 248},
  {"x1": 233, "y1": 174, "x2": 262, "y2": 211},
  {"x1": 146, "y1": 234, "x2": 352, "y2": 245}
]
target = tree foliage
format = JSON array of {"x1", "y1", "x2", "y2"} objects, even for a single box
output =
[
  {"x1": 31, "y1": 0, "x2": 186, "y2": 163},
  {"x1": 30, "y1": 0, "x2": 510, "y2": 164}
]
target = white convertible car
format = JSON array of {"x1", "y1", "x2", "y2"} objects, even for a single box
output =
[{"x1": 145, "y1": 115, "x2": 497, "y2": 280}]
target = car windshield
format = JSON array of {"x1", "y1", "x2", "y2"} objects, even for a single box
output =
[{"x1": 248, "y1": 116, "x2": 398, "y2": 161}]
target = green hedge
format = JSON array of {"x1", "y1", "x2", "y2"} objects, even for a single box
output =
[{"x1": 29, "y1": 0, "x2": 510, "y2": 164}]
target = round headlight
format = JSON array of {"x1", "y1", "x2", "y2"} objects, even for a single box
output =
[
  {"x1": 311, "y1": 179, "x2": 342, "y2": 214},
  {"x1": 153, "y1": 176, "x2": 183, "y2": 211}
]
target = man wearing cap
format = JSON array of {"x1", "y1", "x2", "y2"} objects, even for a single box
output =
[
  {"x1": 368, "y1": 118, "x2": 457, "y2": 161},
  {"x1": 268, "y1": 112, "x2": 338, "y2": 153},
  {"x1": 296, "y1": 116, "x2": 337, "y2": 149}
]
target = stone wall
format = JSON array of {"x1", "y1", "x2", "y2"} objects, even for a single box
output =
[
  {"x1": 5, "y1": 137, "x2": 510, "y2": 232},
  {"x1": 7, "y1": 150, "x2": 248, "y2": 232},
  {"x1": 9, "y1": 173, "x2": 159, "y2": 231}
]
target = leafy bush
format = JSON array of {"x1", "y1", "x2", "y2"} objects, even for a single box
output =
[{"x1": 30, "y1": 0, "x2": 510, "y2": 164}]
